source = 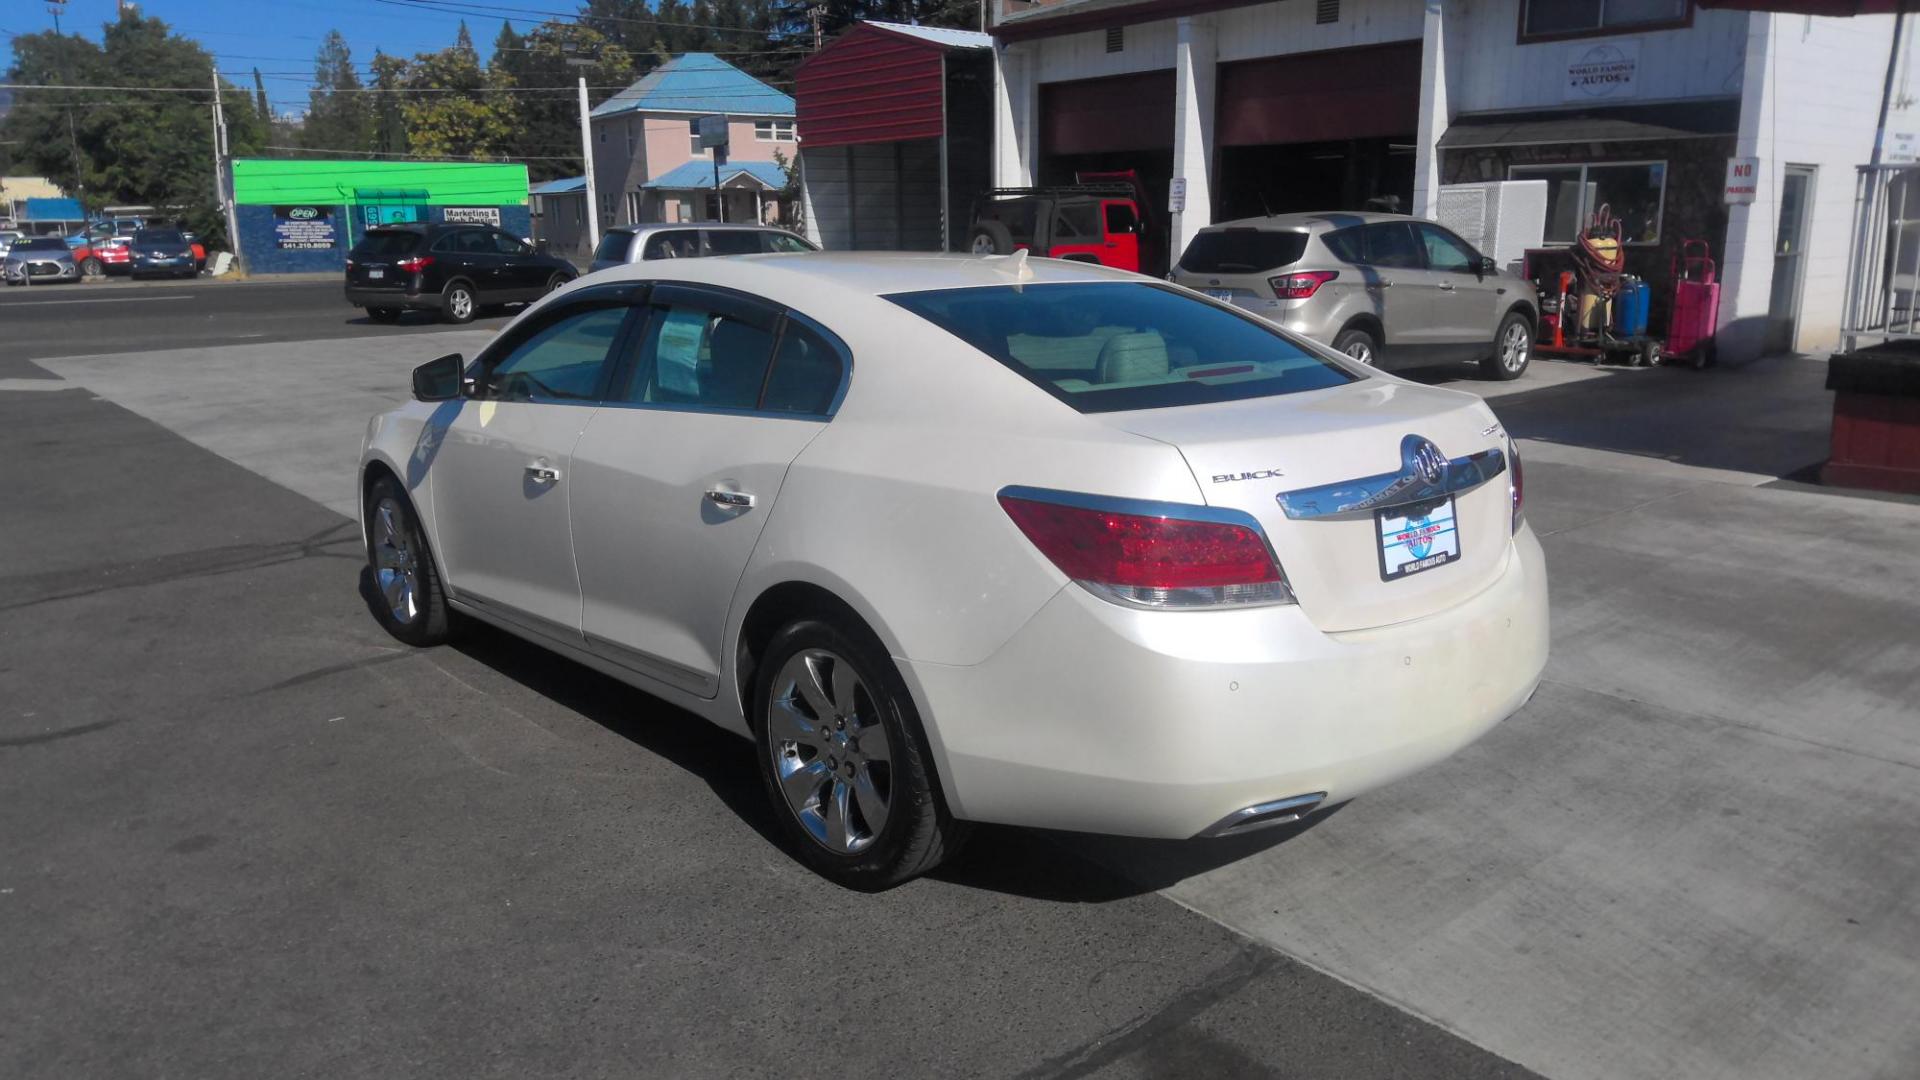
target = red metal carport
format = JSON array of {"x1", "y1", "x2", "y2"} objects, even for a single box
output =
[{"x1": 794, "y1": 21, "x2": 995, "y2": 252}]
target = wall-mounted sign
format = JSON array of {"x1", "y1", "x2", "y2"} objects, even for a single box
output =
[
  {"x1": 443, "y1": 206, "x2": 502, "y2": 226},
  {"x1": 1169, "y1": 177, "x2": 1187, "y2": 214},
  {"x1": 1724, "y1": 157, "x2": 1759, "y2": 205},
  {"x1": 272, "y1": 205, "x2": 337, "y2": 250},
  {"x1": 691, "y1": 114, "x2": 730, "y2": 149},
  {"x1": 1565, "y1": 41, "x2": 1638, "y2": 102},
  {"x1": 363, "y1": 205, "x2": 422, "y2": 227},
  {"x1": 1886, "y1": 130, "x2": 1918, "y2": 165}
]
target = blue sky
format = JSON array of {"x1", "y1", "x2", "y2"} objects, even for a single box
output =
[{"x1": 4, "y1": 0, "x2": 512, "y2": 114}]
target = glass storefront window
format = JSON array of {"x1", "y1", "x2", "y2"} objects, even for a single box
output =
[{"x1": 1510, "y1": 161, "x2": 1665, "y2": 245}]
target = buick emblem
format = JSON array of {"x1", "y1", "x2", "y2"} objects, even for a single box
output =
[{"x1": 1411, "y1": 439, "x2": 1446, "y2": 485}]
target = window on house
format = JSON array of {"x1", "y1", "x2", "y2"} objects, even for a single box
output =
[
  {"x1": 754, "y1": 120, "x2": 795, "y2": 142},
  {"x1": 1510, "y1": 161, "x2": 1666, "y2": 244},
  {"x1": 1522, "y1": 0, "x2": 1687, "y2": 38}
]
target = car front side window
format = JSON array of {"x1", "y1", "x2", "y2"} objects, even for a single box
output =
[
  {"x1": 492, "y1": 231, "x2": 532, "y2": 256},
  {"x1": 481, "y1": 305, "x2": 630, "y2": 404},
  {"x1": 1418, "y1": 224, "x2": 1478, "y2": 273}
]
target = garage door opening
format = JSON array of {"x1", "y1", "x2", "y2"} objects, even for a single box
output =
[
  {"x1": 1213, "y1": 42, "x2": 1421, "y2": 222},
  {"x1": 1038, "y1": 70, "x2": 1175, "y2": 275},
  {"x1": 1215, "y1": 139, "x2": 1415, "y2": 221}
]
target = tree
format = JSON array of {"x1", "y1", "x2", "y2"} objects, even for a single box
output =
[
  {"x1": 0, "y1": 10, "x2": 262, "y2": 244},
  {"x1": 397, "y1": 23, "x2": 511, "y2": 160},
  {"x1": 370, "y1": 50, "x2": 410, "y2": 156},
  {"x1": 301, "y1": 30, "x2": 374, "y2": 155},
  {"x1": 489, "y1": 19, "x2": 633, "y2": 182},
  {"x1": 252, "y1": 68, "x2": 270, "y2": 125}
]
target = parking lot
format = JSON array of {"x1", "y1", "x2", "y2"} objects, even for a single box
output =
[{"x1": 4, "y1": 279, "x2": 1916, "y2": 1078}]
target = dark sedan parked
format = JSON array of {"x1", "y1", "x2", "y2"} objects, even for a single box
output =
[
  {"x1": 130, "y1": 228, "x2": 199, "y2": 279},
  {"x1": 344, "y1": 223, "x2": 576, "y2": 324}
]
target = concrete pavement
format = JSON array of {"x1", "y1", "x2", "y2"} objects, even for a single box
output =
[{"x1": 10, "y1": 329, "x2": 1919, "y2": 1078}]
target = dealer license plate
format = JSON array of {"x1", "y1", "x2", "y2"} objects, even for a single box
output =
[
  {"x1": 1204, "y1": 288, "x2": 1234, "y2": 302},
  {"x1": 1376, "y1": 496, "x2": 1460, "y2": 581},
  {"x1": 368, "y1": 269, "x2": 384, "y2": 280}
]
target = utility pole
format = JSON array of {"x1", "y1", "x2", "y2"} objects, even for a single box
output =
[
  {"x1": 810, "y1": 5, "x2": 824, "y2": 52},
  {"x1": 578, "y1": 76, "x2": 600, "y2": 253},
  {"x1": 47, "y1": 0, "x2": 64, "y2": 35},
  {"x1": 212, "y1": 66, "x2": 242, "y2": 271}
]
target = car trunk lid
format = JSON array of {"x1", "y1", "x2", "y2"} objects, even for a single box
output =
[{"x1": 1096, "y1": 378, "x2": 1513, "y2": 633}]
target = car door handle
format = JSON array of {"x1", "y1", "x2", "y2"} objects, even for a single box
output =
[
  {"x1": 1438, "y1": 281, "x2": 1455, "y2": 291},
  {"x1": 705, "y1": 489, "x2": 755, "y2": 508},
  {"x1": 525, "y1": 465, "x2": 561, "y2": 484}
]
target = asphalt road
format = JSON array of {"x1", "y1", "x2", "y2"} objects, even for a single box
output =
[
  {"x1": 1, "y1": 304, "x2": 1537, "y2": 1076},
  {"x1": 0, "y1": 276, "x2": 515, "y2": 375}
]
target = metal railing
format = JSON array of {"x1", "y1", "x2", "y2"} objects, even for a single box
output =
[{"x1": 1842, "y1": 163, "x2": 1920, "y2": 350}]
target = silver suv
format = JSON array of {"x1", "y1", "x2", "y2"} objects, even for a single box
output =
[
  {"x1": 1170, "y1": 212, "x2": 1539, "y2": 380},
  {"x1": 589, "y1": 222, "x2": 816, "y2": 273}
]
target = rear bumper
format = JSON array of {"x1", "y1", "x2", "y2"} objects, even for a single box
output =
[
  {"x1": 905, "y1": 526, "x2": 1550, "y2": 839},
  {"x1": 346, "y1": 285, "x2": 441, "y2": 311}
]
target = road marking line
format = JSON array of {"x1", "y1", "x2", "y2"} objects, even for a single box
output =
[
  {"x1": 0, "y1": 379, "x2": 71, "y2": 392},
  {"x1": 2, "y1": 295, "x2": 197, "y2": 306}
]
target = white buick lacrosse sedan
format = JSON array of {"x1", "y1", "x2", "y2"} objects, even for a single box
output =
[{"x1": 360, "y1": 253, "x2": 1548, "y2": 888}]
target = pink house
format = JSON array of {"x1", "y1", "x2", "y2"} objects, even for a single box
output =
[{"x1": 588, "y1": 53, "x2": 799, "y2": 228}]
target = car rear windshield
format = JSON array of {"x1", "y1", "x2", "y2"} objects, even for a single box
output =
[
  {"x1": 352, "y1": 230, "x2": 423, "y2": 257},
  {"x1": 135, "y1": 230, "x2": 184, "y2": 244},
  {"x1": 1179, "y1": 229, "x2": 1309, "y2": 274},
  {"x1": 885, "y1": 282, "x2": 1355, "y2": 414}
]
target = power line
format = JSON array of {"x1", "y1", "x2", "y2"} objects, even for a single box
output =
[
  {"x1": 373, "y1": 0, "x2": 784, "y2": 39},
  {"x1": 261, "y1": 144, "x2": 582, "y2": 161}
]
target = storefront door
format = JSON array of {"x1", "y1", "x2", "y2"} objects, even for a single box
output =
[{"x1": 1766, "y1": 165, "x2": 1815, "y2": 354}]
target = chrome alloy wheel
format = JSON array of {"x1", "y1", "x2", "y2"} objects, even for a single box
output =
[
  {"x1": 447, "y1": 287, "x2": 474, "y2": 321},
  {"x1": 371, "y1": 496, "x2": 422, "y2": 625},
  {"x1": 766, "y1": 648, "x2": 892, "y2": 854},
  {"x1": 1344, "y1": 340, "x2": 1375, "y2": 365},
  {"x1": 1500, "y1": 320, "x2": 1531, "y2": 372},
  {"x1": 969, "y1": 233, "x2": 996, "y2": 255}
]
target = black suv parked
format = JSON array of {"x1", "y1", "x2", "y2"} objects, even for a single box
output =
[{"x1": 344, "y1": 223, "x2": 576, "y2": 324}]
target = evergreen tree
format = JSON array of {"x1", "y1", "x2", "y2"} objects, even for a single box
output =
[
  {"x1": 301, "y1": 31, "x2": 374, "y2": 154},
  {"x1": 370, "y1": 50, "x2": 410, "y2": 155}
]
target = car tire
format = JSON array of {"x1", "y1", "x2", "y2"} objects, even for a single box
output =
[
  {"x1": 79, "y1": 258, "x2": 103, "y2": 279},
  {"x1": 1480, "y1": 312, "x2": 1533, "y2": 381},
  {"x1": 545, "y1": 273, "x2": 571, "y2": 294},
  {"x1": 753, "y1": 617, "x2": 966, "y2": 890},
  {"x1": 1333, "y1": 325, "x2": 1381, "y2": 367},
  {"x1": 969, "y1": 221, "x2": 1014, "y2": 256},
  {"x1": 363, "y1": 475, "x2": 451, "y2": 647},
  {"x1": 367, "y1": 307, "x2": 401, "y2": 322},
  {"x1": 441, "y1": 281, "x2": 477, "y2": 324}
]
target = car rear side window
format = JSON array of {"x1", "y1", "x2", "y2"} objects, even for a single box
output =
[
  {"x1": 887, "y1": 282, "x2": 1355, "y2": 414},
  {"x1": 760, "y1": 322, "x2": 843, "y2": 415},
  {"x1": 352, "y1": 231, "x2": 420, "y2": 257},
  {"x1": 705, "y1": 230, "x2": 763, "y2": 256},
  {"x1": 1321, "y1": 226, "x2": 1364, "y2": 264},
  {"x1": 1179, "y1": 229, "x2": 1308, "y2": 273},
  {"x1": 762, "y1": 233, "x2": 814, "y2": 254},
  {"x1": 1361, "y1": 222, "x2": 1423, "y2": 269},
  {"x1": 481, "y1": 306, "x2": 629, "y2": 404},
  {"x1": 594, "y1": 231, "x2": 632, "y2": 263},
  {"x1": 643, "y1": 230, "x2": 700, "y2": 259}
]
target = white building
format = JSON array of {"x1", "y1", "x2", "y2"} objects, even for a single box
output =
[{"x1": 991, "y1": 0, "x2": 1920, "y2": 360}]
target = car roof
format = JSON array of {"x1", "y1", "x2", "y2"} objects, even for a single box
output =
[
  {"x1": 1199, "y1": 211, "x2": 1424, "y2": 234},
  {"x1": 608, "y1": 222, "x2": 800, "y2": 235},
  {"x1": 584, "y1": 250, "x2": 1137, "y2": 295}
]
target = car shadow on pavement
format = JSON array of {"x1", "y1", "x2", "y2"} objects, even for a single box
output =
[
  {"x1": 363, "y1": 569, "x2": 1336, "y2": 901},
  {"x1": 932, "y1": 809, "x2": 1341, "y2": 902}
]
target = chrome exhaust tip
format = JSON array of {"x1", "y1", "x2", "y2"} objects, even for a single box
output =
[{"x1": 1196, "y1": 792, "x2": 1326, "y2": 839}]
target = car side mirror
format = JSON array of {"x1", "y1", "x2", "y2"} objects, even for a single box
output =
[
  {"x1": 1477, "y1": 256, "x2": 1497, "y2": 278},
  {"x1": 412, "y1": 352, "x2": 465, "y2": 402}
]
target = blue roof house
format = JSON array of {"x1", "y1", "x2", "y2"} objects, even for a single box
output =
[{"x1": 587, "y1": 53, "x2": 797, "y2": 231}]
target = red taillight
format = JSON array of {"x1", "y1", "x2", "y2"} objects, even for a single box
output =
[
  {"x1": 396, "y1": 255, "x2": 433, "y2": 274},
  {"x1": 999, "y1": 492, "x2": 1293, "y2": 609},
  {"x1": 1268, "y1": 270, "x2": 1338, "y2": 299},
  {"x1": 1510, "y1": 442, "x2": 1525, "y2": 533}
]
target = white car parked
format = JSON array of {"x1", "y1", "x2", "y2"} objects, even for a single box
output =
[{"x1": 359, "y1": 253, "x2": 1549, "y2": 888}]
